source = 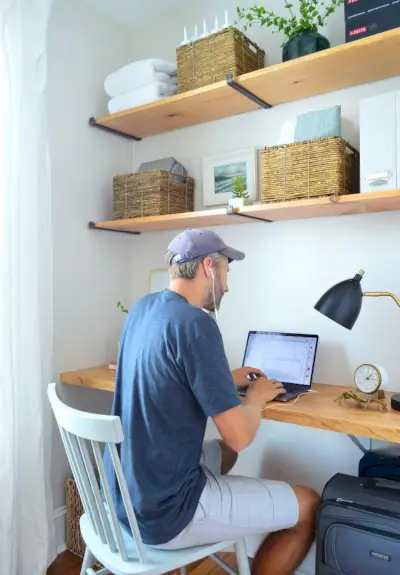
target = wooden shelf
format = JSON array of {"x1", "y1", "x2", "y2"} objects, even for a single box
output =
[
  {"x1": 60, "y1": 366, "x2": 400, "y2": 442},
  {"x1": 89, "y1": 190, "x2": 400, "y2": 234},
  {"x1": 92, "y1": 29, "x2": 400, "y2": 139}
]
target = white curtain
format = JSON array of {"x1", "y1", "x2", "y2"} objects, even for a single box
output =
[{"x1": 0, "y1": 0, "x2": 55, "y2": 573}]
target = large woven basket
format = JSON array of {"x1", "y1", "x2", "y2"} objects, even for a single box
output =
[
  {"x1": 177, "y1": 27, "x2": 265, "y2": 93},
  {"x1": 113, "y1": 169, "x2": 194, "y2": 220},
  {"x1": 66, "y1": 477, "x2": 103, "y2": 567},
  {"x1": 261, "y1": 137, "x2": 359, "y2": 203}
]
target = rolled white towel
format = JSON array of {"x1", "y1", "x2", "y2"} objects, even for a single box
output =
[
  {"x1": 108, "y1": 82, "x2": 178, "y2": 114},
  {"x1": 105, "y1": 59, "x2": 178, "y2": 98}
]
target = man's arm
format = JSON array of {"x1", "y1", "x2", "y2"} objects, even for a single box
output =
[
  {"x1": 182, "y1": 315, "x2": 283, "y2": 452},
  {"x1": 212, "y1": 377, "x2": 285, "y2": 452}
]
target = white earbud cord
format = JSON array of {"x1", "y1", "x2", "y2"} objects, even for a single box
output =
[{"x1": 210, "y1": 268, "x2": 219, "y2": 323}]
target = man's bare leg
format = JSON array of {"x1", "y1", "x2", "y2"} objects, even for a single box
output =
[
  {"x1": 217, "y1": 440, "x2": 238, "y2": 474},
  {"x1": 251, "y1": 486, "x2": 320, "y2": 575}
]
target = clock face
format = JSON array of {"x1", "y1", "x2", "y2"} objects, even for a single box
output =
[{"x1": 354, "y1": 364, "x2": 381, "y2": 394}]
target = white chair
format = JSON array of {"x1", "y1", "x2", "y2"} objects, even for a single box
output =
[{"x1": 48, "y1": 383, "x2": 251, "y2": 575}]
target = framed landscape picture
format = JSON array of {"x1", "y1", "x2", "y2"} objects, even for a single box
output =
[{"x1": 202, "y1": 148, "x2": 257, "y2": 206}]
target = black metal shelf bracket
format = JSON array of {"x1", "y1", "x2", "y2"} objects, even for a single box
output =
[
  {"x1": 226, "y1": 74, "x2": 271, "y2": 109},
  {"x1": 226, "y1": 206, "x2": 272, "y2": 223},
  {"x1": 88, "y1": 221, "x2": 141, "y2": 235},
  {"x1": 88, "y1": 117, "x2": 142, "y2": 142}
]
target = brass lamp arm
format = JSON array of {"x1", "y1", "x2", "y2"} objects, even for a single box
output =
[{"x1": 363, "y1": 291, "x2": 400, "y2": 308}]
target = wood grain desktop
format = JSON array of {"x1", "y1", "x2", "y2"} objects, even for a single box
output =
[{"x1": 60, "y1": 366, "x2": 400, "y2": 443}]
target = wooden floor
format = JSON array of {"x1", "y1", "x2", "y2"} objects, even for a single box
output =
[{"x1": 47, "y1": 551, "x2": 236, "y2": 575}]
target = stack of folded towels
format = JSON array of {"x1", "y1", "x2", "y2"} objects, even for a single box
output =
[{"x1": 104, "y1": 59, "x2": 178, "y2": 114}]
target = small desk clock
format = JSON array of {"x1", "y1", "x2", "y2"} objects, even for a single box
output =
[
  {"x1": 335, "y1": 363, "x2": 388, "y2": 411},
  {"x1": 354, "y1": 363, "x2": 387, "y2": 396}
]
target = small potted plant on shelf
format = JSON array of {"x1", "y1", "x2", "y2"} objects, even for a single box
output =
[
  {"x1": 236, "y1": 0, "x2": 344, "y2": 62},
  {"x1": 229, "y1": 175, "x2": 250, "y2": 209}
]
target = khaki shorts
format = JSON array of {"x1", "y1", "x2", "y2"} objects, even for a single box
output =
[{"x1": 155, "y1": 440, "x2": 299, "y2": 549}]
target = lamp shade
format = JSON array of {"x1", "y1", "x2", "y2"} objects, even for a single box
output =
[{"x1": 314, "y1": 271, "x2": 364, "y2": 330}]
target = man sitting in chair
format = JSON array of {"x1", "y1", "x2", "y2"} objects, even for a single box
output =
[{"x1": 105, "y1": 228, "x2": 320, "y2": 575}]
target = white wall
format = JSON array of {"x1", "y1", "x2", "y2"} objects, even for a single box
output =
[
  {"x1": 128, "y1": 7, "x2": 400, "y2": 574},
  {"x1": 46, "y1": 0, "x2": 134, "y2": 545}
]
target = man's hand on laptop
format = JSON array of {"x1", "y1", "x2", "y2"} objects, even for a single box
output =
[
  {"x1": 246, "y1": 377, "x2": 285, "y2": 407},
  {"x1": 231, "y1": 366, "x2": 264, "y2": 387},
  {"x1": 214, "y1": 372, "x2": 285, "y2": 453}
]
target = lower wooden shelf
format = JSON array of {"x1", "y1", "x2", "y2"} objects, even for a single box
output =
[
  {"x1": 89, "y1": 190, "x2": 400, "y2": 234},
  {"x1": 60, "y1": 366, "x2": 400, "y2": 442}
]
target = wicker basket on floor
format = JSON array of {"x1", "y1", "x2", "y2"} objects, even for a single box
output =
[
  {"x1": 112, "y1": 169, "x2": 194, "y2": 220},
  {"x1": 177, "y1": 27, "x2": 265, "y2": 93},
  {"x1": 260, "y1": 137, "x2": 360, "y2": 204},
  {"x1": 66, "y1": 477, "x2": 102, "y2": 567}
]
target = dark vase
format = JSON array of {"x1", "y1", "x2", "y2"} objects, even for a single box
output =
[{"x1": 282, "y1": 30, "x2": 330, "y2": 62}]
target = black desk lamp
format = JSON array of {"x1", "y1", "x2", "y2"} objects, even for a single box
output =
[
  {"x1": 314, "y1": 269, "x2": 400, "y2": 330},
  {"x1": 315, "y1": 270, "x2": 400, "y2": 411}
]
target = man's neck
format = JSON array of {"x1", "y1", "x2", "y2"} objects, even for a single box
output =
[{"x1": 168, "y1": 280, "x2": 203, "y2": 308}]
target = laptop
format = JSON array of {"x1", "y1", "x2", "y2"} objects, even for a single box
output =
[{"x1": 239, "y1": 331, "x2": 319, "y2": 402}]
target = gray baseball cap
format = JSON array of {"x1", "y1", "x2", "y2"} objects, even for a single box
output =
[{"x1": 167, "y1": 228, "x2": 245, "y2": 265}]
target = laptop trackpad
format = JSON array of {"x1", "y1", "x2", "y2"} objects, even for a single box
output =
[{"x1": 275, "y1": 390, "x2": 310, "y2": 402}]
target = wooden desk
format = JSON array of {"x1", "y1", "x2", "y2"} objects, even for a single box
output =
[
  {"x1": 60, "y1": 366, "x2": 400, "y2": 443},
  {"x1": 61, "y1": 366, "x2": 115, "y2": 393}
]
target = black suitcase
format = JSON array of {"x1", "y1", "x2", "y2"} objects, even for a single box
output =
[{"x1": 316, "y1": 472, "x2": 400, "y2": 574}]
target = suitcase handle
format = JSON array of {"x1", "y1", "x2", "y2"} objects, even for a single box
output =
[{"x1": 364, "y1": 477, "x2": 400, "y2": 491}]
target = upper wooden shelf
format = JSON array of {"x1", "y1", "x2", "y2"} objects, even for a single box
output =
[
  {"x1": 89, "y1": 190, "x2": 400, "y2": 234},
  {"x1": 60, "y1": 366, "x2": 400, "y2": 442},
  {"x1": 92, "y1": 29, "x2": 400, "y2": 139}
]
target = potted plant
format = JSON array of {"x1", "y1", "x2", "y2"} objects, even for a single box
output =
[
  {"x1": 117, "y1": 301, "x2": 129, "y2": 314},
  {"x1": 236, "y1": 0, "x2": 343, "y2": 62},
  {"x1": 228, "y1": 175, "x2": 251, "y2": 209}
]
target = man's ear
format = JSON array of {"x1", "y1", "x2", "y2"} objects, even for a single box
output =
[{"x1": 202, "y1": 256, "x2": 213, "y2": 278}]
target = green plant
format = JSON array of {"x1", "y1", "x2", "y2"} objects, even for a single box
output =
[
  {"x1": 236, "y1": 0, "x2": 344, "y2": 45},
  {"x1": 232, "y1": 175, "x2": 250, "y2": 199},
  {"x1": 117, "y1": 301, "x2": 129, "y2": 314}
]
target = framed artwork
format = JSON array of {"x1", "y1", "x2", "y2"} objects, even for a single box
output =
[{"x1": 202, "y1": 148, "x2": 257, "y2": 206}]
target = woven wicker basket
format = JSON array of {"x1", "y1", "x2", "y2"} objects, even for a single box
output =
[
  {"x1": 176, "y1": 27, "x2": 265, "y2": 93},
  {"x1": 66, "y1": 477, "x2": 103, "y2": 567},
  {"x1": 113, "y1": 169, "x2": 194, "y2": 220},
  {"x1": 261, "y1": 137, "x2": 359, "y2": 203}
]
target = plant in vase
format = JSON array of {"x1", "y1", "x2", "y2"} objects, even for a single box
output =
[
  {"x1": 117, "y1": 301, "x2": 129, "y2": 314},
  {"x1": 229, "y1": 175, "x2": 250, "y2": 209},
  {"x1": 235, "y1": 0, "x2": 344, "y2": 62}
]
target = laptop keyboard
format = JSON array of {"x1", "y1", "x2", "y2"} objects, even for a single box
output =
[{"x1": 284, "y1": 384, "x2": 308, "y2": 393}]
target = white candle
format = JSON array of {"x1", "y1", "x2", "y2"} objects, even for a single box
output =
[
  {"x1": 211, "y1": 15, "x2": 219, "y2": 34},
  {"x1": 190, "y1": 24, "x2": 199, "y2": 42},
  {"x1": 200, "y1": 19, "x2": 208, "y2": 38},
  {"x1": 180, "y1": 26, "x2": 189, "y2": 46}
]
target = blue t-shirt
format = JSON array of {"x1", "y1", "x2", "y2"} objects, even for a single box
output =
[{"x1": 104, "y1": 289, "x2": 241, "y2": 545}]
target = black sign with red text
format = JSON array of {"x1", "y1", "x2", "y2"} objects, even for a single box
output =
[{"x1": 344, "y1": 0, "x2": 400, "y2": 42}]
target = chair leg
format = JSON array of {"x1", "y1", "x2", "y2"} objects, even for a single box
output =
[
  {"x1": 180, "y1": 567, "x2": 188, "y2": 575},
  {"x1": 234, "y1": 540, "x2": 251, "y2": 575},
  {"x1": 80, "y1": 547, "x2": 94, "y2": 575}
]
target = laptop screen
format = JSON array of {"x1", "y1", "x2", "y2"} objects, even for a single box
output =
[{"x1": 242, "y1": 331, "x2": 319, "y2": 386}]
